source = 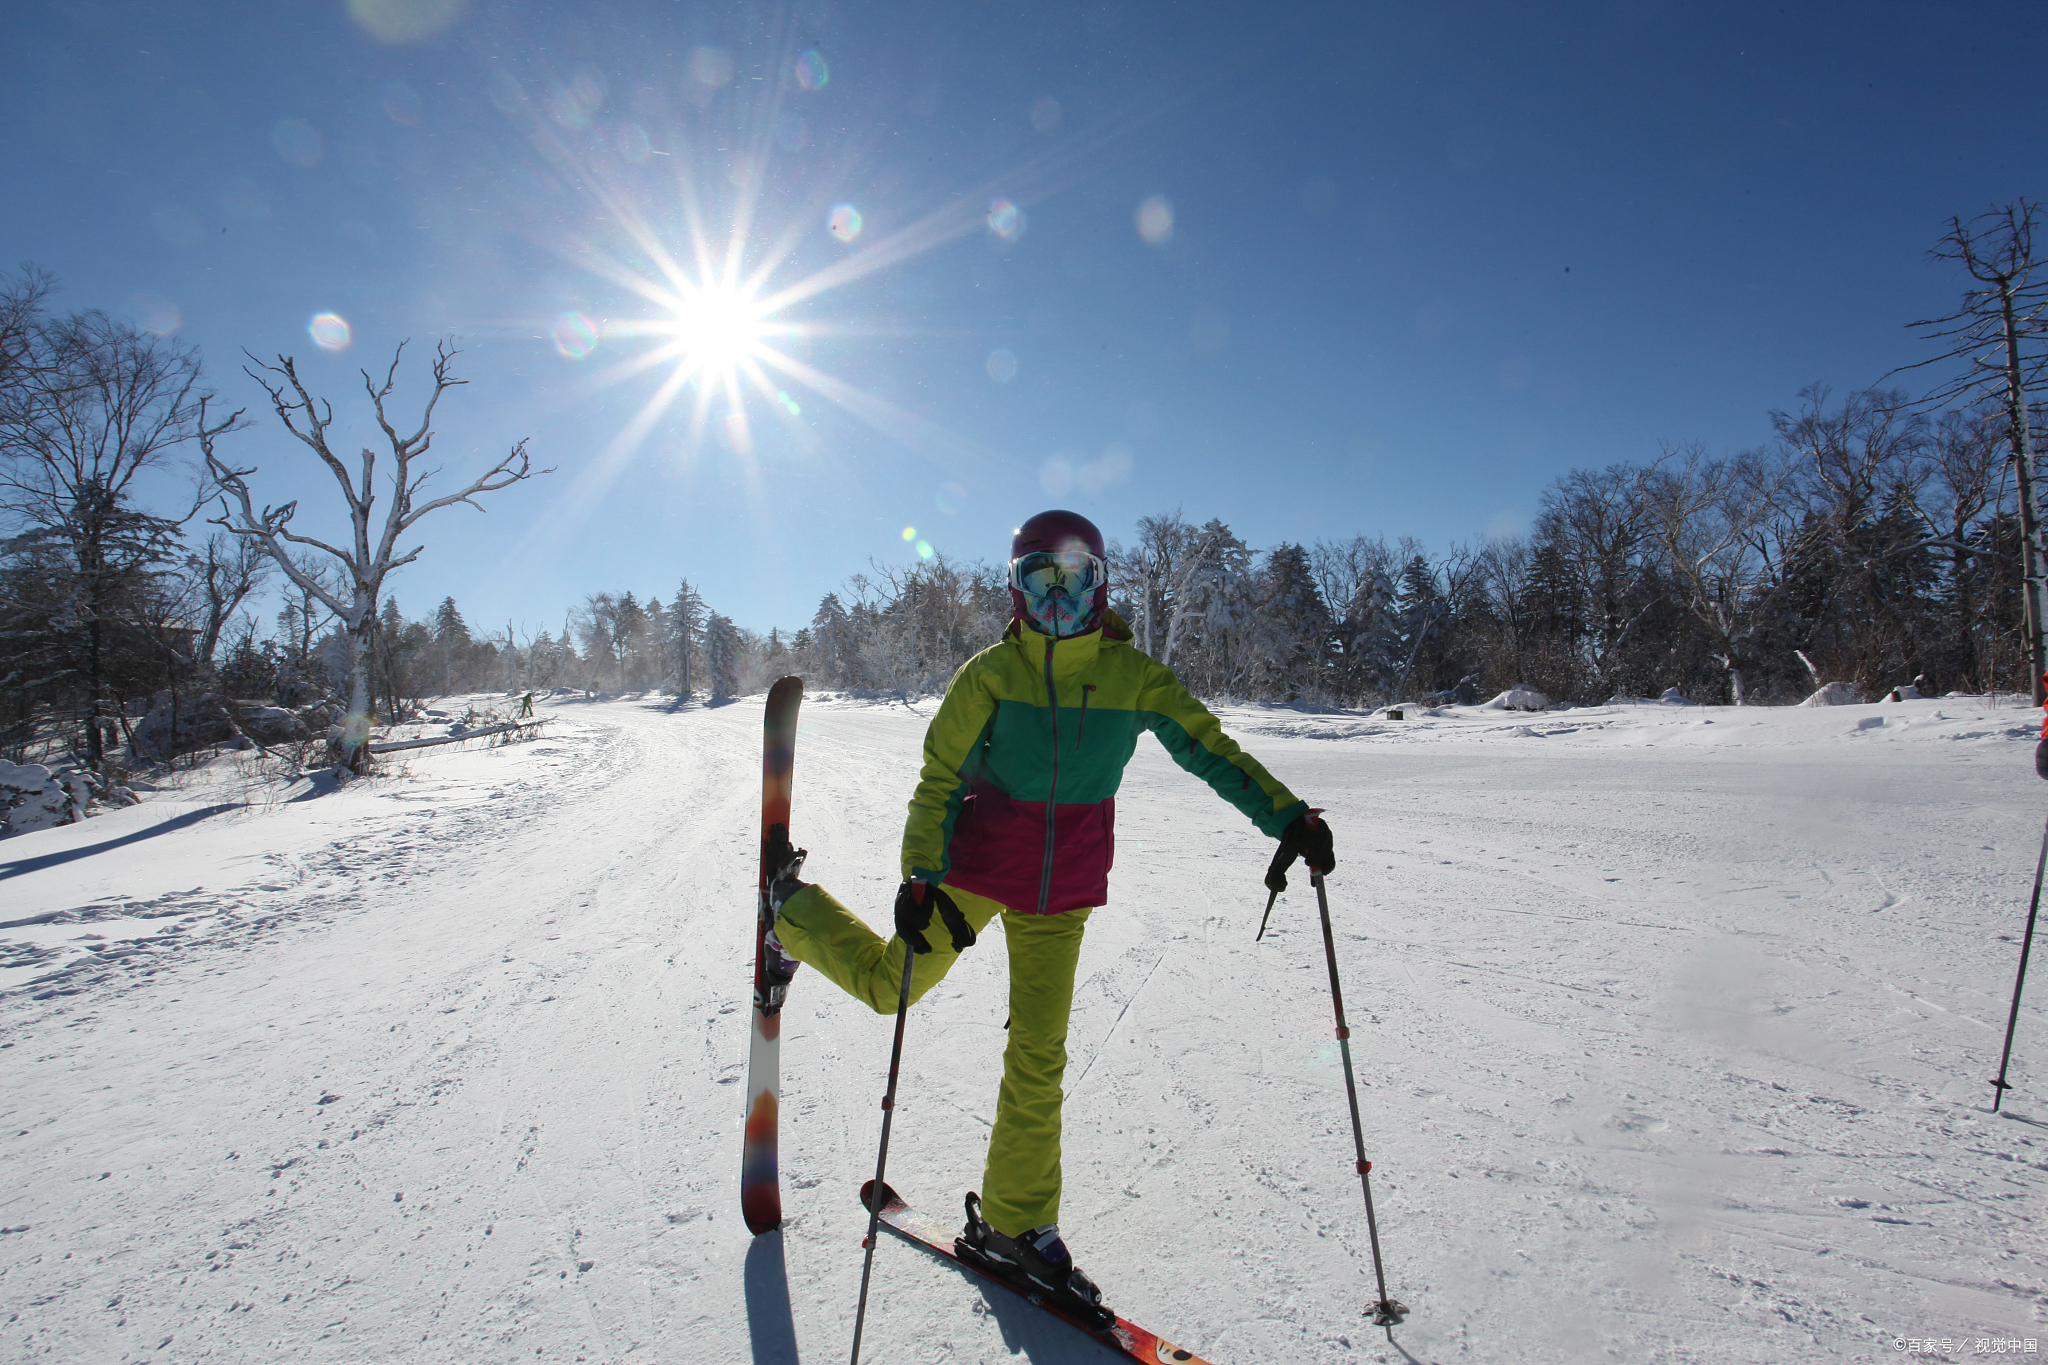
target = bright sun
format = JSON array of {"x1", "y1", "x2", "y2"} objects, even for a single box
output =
[{"x1": 665, "y1": 284, "x2": 765, "y2": 373}]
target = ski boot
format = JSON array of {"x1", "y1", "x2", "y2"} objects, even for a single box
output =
[
  {"x1": 755, "y1": 825, "x2": 807, "y2": 1013},
  {"x1": 956, "y1": 1191, "x2": 1113, "y2": 1329}
]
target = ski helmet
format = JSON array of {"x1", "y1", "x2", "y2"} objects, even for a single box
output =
[{"x1": 1009, "y1": 509, "x2": 1109, "y2": 638}]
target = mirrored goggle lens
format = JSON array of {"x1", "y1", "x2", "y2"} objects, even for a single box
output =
[{"x1": 1012, "y1": 550, "x2": 1103, "y2": 597}]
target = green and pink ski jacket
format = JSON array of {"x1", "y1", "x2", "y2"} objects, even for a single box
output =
[{"x1": 902, "y1": 609, "x2": 1307, "y2": 914}]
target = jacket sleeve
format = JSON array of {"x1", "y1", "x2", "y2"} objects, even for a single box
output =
[
  {"x1": 901, "y1": 654, "x2": 1001, "y2": 884},
  {"x1": 1138, "y1": 660, "x2": 1307, "y2": 838}
]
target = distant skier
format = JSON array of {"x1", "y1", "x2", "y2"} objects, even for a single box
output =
[
  {"x1": 519, "y1": 691, "x2": 534, "y2": 718},
  {"x1": 762, "y1": 509, "x2": 1333, "y2": 1314}
]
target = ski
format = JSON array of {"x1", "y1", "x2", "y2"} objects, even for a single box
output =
[
  {"x1": 742, "y1": 675, "x2": 804, "y2": 1235},
  {"x1": 859, "y1": 1180, "x2": 1216, "y2": 1365}
]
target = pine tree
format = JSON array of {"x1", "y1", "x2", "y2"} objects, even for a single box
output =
[
  {"x1": 669, "y1": 580, "x2": 705, "y2": 696},
  {"x1": 702, "y1": 611, "x2": 741, "y2": 698},
  {"x1": 810, "y1": 592, "x2": 852, "y2": 687},
  {"x1": 432, "y1": 596, "x2": 469, "y2": 692},
  {"x1": 613, "y1": 591, "x2": 645, "y2": 690},
  {"x1": 1253, "y1": 543, "x2": 1331, "y2": 702}
]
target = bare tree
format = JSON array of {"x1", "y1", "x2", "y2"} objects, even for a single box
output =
[
  {"x1": 1639, "y1": 444, "x2": 1806, "y2": 703},
  {"x1": 0, "y1": 296, "x2": 235, "y2": 770},
  {"x1": 1534, "y1": 464, "x2": 1657, "y2": 696},
  {"x1": 1898, "y1": 201, "x2": 2048, "y2": 698},
  {"x1": 188, "y1": 532, "x2": 269, "y2": 671},
  {"x1": 203, "y1": 343, "x2": 545, "y2": 771}
]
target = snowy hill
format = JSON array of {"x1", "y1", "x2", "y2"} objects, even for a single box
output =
[{"x1": 2, "y1": 691, "x2": 2043, "y2": 1363}]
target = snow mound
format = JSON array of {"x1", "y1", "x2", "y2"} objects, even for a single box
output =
[
  {"x1": 1481, "y1": 684, "x2": 1552, "y2": 712},
  {"x1": 0, "y1": 762, "x2": 136, "y2": 837},
  {"x1": 1609, "y1": 687, "x2": 1697, "y2": 706},
  {"x1": 1801, "y1": 681, "x2": 1863, "y2": 707}
]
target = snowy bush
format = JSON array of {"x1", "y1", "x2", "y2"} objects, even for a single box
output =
[
  {"x1": 1482, "y1": 685, "x2": 1552, "y2": 712},
  {"x1": 0, "y1": 762, "x2": 137, "y2": 837},
  {"x1": 1800, "y1": 682, "x2": 1864, "y2": 707}
]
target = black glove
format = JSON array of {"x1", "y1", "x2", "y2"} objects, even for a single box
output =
[
  {"x1": 895, "y1": 880, "x2": 977, "y2": 955},
  {"x1": 2036, "y1": 736, "x2": 2048, "y2": 781},
  {"x1": 1266, "y1": 809, "x2": 1335, "y2": 893}
]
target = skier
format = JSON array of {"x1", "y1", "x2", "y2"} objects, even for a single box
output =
[{"x1": 762, "y1": 509, "x2": 1334, "y2": 1314}]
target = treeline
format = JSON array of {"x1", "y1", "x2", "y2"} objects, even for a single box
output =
[
  {"x1": 645, "y1": 387, "x2": 2019, "y2": 710},
  {"x1": 532, "y1": 384, "x2": 2023, "y2": 710},
  {"x1": 4, "y1": 196, "x2": 2042, "y2": 777}
]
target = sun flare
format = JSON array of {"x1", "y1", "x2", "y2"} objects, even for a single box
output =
[{"x1": 664, "y1": 284, "x2": 765, "y2": 373}]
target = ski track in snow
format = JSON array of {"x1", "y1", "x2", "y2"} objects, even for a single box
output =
[{"x1": 1, "y1": 692, "x2": 2043, "y2": 1363}]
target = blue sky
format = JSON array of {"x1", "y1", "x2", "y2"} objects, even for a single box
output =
[{"x1": 4, "y1": 1, "x2": 2042, "y2": 638}]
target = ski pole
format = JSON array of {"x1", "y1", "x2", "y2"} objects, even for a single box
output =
[
  {"x1": 1310, "y1": 871, "x2": 1407, "y2": 1335},
  {"x1": 1991, "y1": 811, "x2": 2048, "y2": 1112},
  {"x1": 849, "y1": 947, "x2": 918, "y2": 1365}
]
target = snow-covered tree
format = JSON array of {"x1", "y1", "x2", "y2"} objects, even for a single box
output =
[
  {"x1": 702, "y1": 610, "x2": 741, "y2": 698},
  {"x1": 808, "y1": 592, "x2": 853, "y2": 687},
  {"x1": 669, "y1": 580, "x2": 704, "y2": 696}
]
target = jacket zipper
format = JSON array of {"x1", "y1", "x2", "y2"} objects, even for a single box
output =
[{"x1": 1036, "y1": 635, "x2": 1060, "y2": 915}]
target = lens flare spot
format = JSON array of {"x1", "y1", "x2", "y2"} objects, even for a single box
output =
[
  {"x1": 916, "y1": 540, "x2": 935, "y2": 559},
  {"x1": 987, "y1": 199, "x2": 1024, "y2": 242},
  {"x1": 828, "y1": 203, "x2": 863, "y2": 243},
  {"x1": 486, "y1": 70, "x2": 525, "y2": 113},
  {"x1": 130, "y1": 292, "x2": 181, "y2": 336},
  {"x1": 271, "y1": 118, "x2": 325, "y2": 167},
  {"x1": 776, "y1": 390, "x2": 802, "y2": 416},
  {"x1": 616, "y1": 122, "x2": 650, "y2": 162},
  {"x1": 349, "y1": 0, "x2": 466, "y2": 44},
  {"x1": 901, "y1": 526, "x2": 917, "y2": 542},
  {"x1": 552, "y1": 312, "x2": 600, "y2": 359},
  {"x1": 309, "y1": 313, "x2": 352, "y2": 351},
  {"x1": 689, "y1": 46, "x2": 735, "y2": 88},
  {"x1": 1029, "y1": 96, "x2": 1062, "y2": 133},
  {"x1": 545, "y1": 67, "x2": 607, "y2": 130},
  {"x1": 380, "y1": 80, "x2": 422, "y2": 125},
  {"x1": 793, "y1": 49, "x2": 829, "y2": 90},
  {"x1": 1039, "y1": 454, "x2": 1075, "y2": 496},
  {"x1": 985, "y1": 348, "x2": 1019, "y2": 383},
  {"x1": 723, "y1": 411, "x2": 754, "y2": 455},
  {"x1": 935, "y1": 482, "x2": 967, "y2": 515},
  {"x1": 1136, "y1": 194, "x2": 1174, "y2": 245}
]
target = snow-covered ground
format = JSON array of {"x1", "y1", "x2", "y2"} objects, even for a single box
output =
[{"x1": 2, "y1": 690, "x2": 2044, "y2": 1364}]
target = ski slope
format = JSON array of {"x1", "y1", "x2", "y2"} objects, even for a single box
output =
[{"x1": 2, "y1": 690, "x2": 2043, "y2": 1364}]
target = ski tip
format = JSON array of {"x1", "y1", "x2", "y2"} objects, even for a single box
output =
[{"x1": 858, "y1": 1179, "x2": 901, "y2": 1212}]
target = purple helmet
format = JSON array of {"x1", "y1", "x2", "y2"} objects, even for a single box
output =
[{"x1": 1009, "y1": 509, "x2": 1108, "y2": 638}]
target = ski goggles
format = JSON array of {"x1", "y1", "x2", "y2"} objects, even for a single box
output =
[{"x1": 1010, "y1": 549, "x2": 1105, "y2": 599}]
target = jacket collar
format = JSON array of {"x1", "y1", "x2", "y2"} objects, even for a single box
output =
[{"x1": 1006, "y1": 608, "x2": 1132, "y2": 676}]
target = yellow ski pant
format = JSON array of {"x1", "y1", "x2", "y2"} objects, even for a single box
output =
[{"x1": 772, "y1": 882, "x2": 1091, "y2": 1238}]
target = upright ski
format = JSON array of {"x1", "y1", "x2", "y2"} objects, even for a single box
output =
[
  {"x1": 742, "y1": 676, "x2": 804, "y2": 1235},
  {"x1": 859, "y1": 1181, "x2": 1215, "y2": 1365}
]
